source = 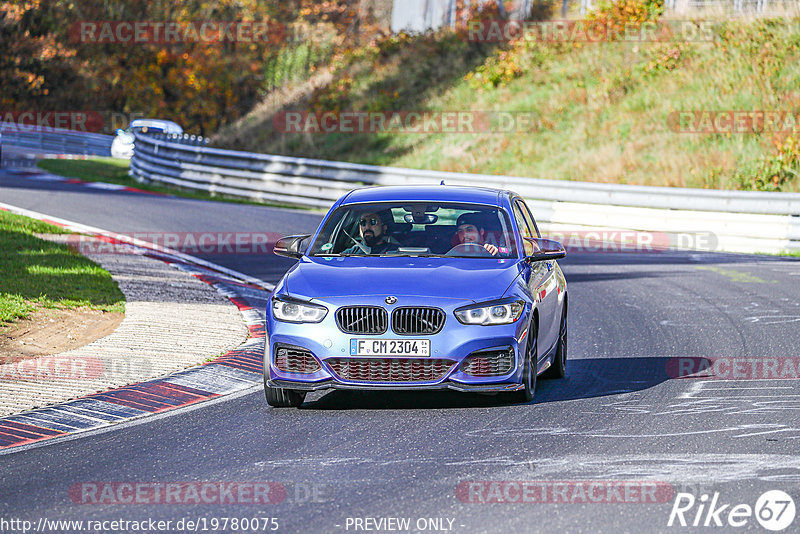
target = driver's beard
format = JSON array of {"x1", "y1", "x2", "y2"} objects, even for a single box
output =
[{"x1": 363, "y1": 232, "x2": 382, "y2": 247}]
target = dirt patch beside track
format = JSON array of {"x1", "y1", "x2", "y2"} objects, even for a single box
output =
[{"x1": 0, "y1": 306, "x2": 123, "y2": 361}]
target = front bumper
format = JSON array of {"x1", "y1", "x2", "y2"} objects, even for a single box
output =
[
  {"x1": 267, "y1": 378, "x2": 525, "y2": 393},
  {"x1": 265, "y1": 295, "x2": 532, "y2": 392}
]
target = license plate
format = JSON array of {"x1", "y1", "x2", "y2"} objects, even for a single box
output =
[{"x1": 350, "y1": 339, "x2": 430, "y2": 357}]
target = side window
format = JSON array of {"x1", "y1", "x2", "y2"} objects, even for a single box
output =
[
  {"x1": 519, "y1": 200, "x2": 541, "y2": 238},
  {"x1": 512, "y1": 200, "x2": 535, "y2": 256}
]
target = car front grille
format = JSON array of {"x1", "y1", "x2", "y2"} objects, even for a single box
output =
[
  {"x1": 326, "y1": 358, "x2": 455, "y2": 382},
  {"x1": 335, "y1": 306, "x2": 388, "y2": 334},
  {"x1": 274, "y1": 346, "x2": 321, "y2": 374},
  {"x1": 391, "y1": 307, "x2": 445, "y2": 335},
  {"x1": 460, "y1": 348, "x2": 514, "y2": 377}
]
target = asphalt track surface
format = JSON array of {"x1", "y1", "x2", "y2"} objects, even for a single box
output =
[{"x1": 2, "y1": 170, "x2": 800, "y2": 533}]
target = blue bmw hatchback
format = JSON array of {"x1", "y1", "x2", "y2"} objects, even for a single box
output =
[{"x1": 264, "y1": 185, "x2": 568, "y2": 407}]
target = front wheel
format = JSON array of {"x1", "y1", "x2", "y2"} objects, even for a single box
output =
[
  {"x1": 506, "y1": 321, "x2": 537, "y2": 403},
  {"x1": 264, "y1": 376, "x2": 306, "y2": 408}
]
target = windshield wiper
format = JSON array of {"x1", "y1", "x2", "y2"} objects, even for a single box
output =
[
  {"x1": 314, "y1": 253, "x2": 359, "y2": 257},
  {"x1": 313, "y1": 253, "x2": 383, "y2": 257}
]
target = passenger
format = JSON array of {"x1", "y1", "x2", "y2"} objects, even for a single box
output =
[
  {"x1": 342, "y1": 211, "x2": 400, "y2": 255},
  {"x1": 452, "y1": 213, "x2": 499, "y2": 256}
]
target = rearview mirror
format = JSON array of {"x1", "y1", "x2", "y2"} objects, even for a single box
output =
[
  {"x1": 524, "y1": 238, "x2": 566, "y2": 262},
  {"x1": 274, "y1": 234, "x2": 311, "y2": 259},
  {"x1": 403, "y1": 213, "x2": 438, "y2": 224}
]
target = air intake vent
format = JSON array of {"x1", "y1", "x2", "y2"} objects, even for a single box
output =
[
  {"x1": 327, "y1": 358, "x2": 455, "y2": 382},
  {"x1": 274, "y1": 346, "x2": 321, "y2": 374},
  {"x1": 460, "y1": 348, "x2": 514, "y2": 377},
  {"x1": 391, "y1": 307, "x2": 445, "y2": 335},
  {"x1": 335, "y1": 306, "x2": 388, "y2": 334}
]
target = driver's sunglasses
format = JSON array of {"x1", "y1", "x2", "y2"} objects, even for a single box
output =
[{"x1": 359, "y1": 218, "x2": 380, "y2": 226}]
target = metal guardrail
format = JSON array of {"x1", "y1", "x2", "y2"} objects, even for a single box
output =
[
  {"x1": 130, "y1": 132, "x2": 800, "y2": 253},
  {"x1": 0, "y1": 123, "x2": 113, "y2": 157}
]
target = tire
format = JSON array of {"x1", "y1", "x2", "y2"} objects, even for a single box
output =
[
  {"x1": 264, "y1": 375, "x2": 306, "y2": 408},
  {"x1": 542, "y1": 303, "x2": 567, "y2": 379},
  {"x1": 506, "y1": 320, "x2": 537, "y2": 403}
]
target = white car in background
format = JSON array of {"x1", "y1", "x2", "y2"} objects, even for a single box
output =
[{"x1": 110, "y1": 119, "x2": 183, "y2": 159}]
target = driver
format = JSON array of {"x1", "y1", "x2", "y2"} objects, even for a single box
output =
[
  {"x1": 342, "y1": 210, "x2": 400, "y2": 255},
  {"x1": 452, "y1": 213, "x2": 499, "y2": 256}
]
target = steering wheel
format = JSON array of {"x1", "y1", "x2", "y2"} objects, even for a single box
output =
[{"x1": 445, "y1": 243, "x2": 493, "y2": 257}]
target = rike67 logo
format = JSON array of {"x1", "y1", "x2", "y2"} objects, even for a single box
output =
[{"x1": 668, "y1": 490, "x2": 795, "y2": 531}]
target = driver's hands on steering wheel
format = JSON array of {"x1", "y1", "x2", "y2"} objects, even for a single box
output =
[{"x1": 483, "y1": 244, "x2": 498, "y2": 256}]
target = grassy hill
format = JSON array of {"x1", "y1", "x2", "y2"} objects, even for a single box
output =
[{"x1": 212, "y1": 6, "x2": 800, "y2": 192}]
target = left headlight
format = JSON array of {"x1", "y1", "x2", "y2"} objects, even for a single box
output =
[
  {"x1": 455, "y1": 299, "x2": 525, "y2": 326},
  {"x1": 272, "y1": 296, "x2": 328, "y2": 323}
]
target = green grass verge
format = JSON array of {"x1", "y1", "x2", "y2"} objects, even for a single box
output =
[
  {"x1": 36, "y1": 158, "x2": 131, "y2": 183},
  {"x1": 36, "y1": 158, "x2": 309, "y2": 210},
  {"x1": 0, "y1": 210, "x2": 125, "y2": 328},
  {"x1": 759, "y1": 249, "x2": 800, "y2": 258},
  {"x1": 214, "y1": 17, "x2": 800, "y2": 192}
]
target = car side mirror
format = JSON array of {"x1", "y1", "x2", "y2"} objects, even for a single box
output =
[
  {"x1": 524, "y1": 237, "x2": 566, "y2": 262},
  {"x1": 274, "y1": 234, "x2": 311, "y2": 259}
]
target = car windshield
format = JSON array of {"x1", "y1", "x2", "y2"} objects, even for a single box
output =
[{"x1": 308, "y1": 202, "x2": 518, "y2": 258}]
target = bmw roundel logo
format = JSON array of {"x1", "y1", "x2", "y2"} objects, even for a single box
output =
[{"x1": 385, "y1": 296, "x2": 397, "y2": 305}]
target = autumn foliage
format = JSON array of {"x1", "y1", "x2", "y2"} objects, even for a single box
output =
[{"x1": 0, "y1": 0, "x2": 372, "y2": 135}]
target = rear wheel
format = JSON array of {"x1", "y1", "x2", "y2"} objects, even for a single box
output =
[
  {"x1": 264, "y1": 375, "x2": 306, "y2": 408},
  {"x1": 506, "y1": 321, "x2": 537, "y2": 403}
]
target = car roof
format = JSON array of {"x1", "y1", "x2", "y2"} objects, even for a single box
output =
[
  {"x1": 129, "y1": 119, "x2": 182, "y2": 132},
  {"x1": 340, "y1": 185, "x2": 510, "y2": 206}
]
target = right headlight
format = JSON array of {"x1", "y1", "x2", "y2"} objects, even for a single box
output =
[
  {"x1": 455, "y1": 299, "x2": 525, "y2": 326},
  {"x1": 272, "y1": 296, "x2": 328, "y2": 324}
]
